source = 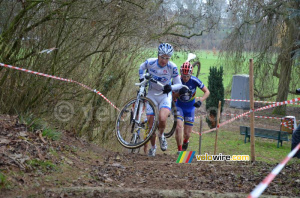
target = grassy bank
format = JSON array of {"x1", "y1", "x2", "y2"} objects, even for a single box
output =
[{"x1": 163, "y1": 129, "x2": 295, "y2": 164}]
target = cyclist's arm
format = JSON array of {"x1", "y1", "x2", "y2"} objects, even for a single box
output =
[
  {"x1": 171, "y1": 75, "x2": 182, "y2": 91},
  {"x1": 138, "y1": 61, "x2": 147, "y2": 79},
  {"x1": 199, "y1": 86, "x2": 210, "y2": 102}
]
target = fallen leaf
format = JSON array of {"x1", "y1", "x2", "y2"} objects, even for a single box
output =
[{"x1": 0, "y1": 138, "x2": 11, "y2": 144}]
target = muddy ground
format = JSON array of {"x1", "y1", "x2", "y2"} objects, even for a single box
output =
[{"x1": 0, "y1": 103, "x2": 299, "y2": 198}]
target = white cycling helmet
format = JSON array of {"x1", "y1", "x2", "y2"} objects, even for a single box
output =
[{"x1": 158, "y1": 43, "x2": 174, "y2": 57}]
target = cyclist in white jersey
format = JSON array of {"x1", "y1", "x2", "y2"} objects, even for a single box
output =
[{"x1": 139, "y1": 43, "x2": 182, "y2": 156}]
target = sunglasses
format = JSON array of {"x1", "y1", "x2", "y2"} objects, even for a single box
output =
[{"x1": 160, "y1": 56, "x2": 171, "y2": 60}]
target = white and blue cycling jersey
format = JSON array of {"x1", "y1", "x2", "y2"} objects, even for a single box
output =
[
  {"x1": 176, "y1": 76, "x2": 204, "y2": 107},
  {"x1": 175, "y1": 76, "x2": 204, "y2": 126},
  {"x1": 139, "y1": 58, "x2": 182, "y2": 114},
  {"x1": 139, "y1": 58, "x2": 182, "y2": 92}
]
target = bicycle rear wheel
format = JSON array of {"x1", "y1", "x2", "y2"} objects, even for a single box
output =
[
  {"x1": 164, "y1": 101, "x2": 177, "y2": 138},
  {"x1": 116, "y1": 97, "x2": 158, "y2": 149}
]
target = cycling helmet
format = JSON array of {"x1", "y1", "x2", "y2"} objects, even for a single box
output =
[
  {"x1": 180, "y1": 62, "x2": 193, "y2": 75},
  {"x1": 158, "y1": 43, "x2": 174, "y2": 57}
]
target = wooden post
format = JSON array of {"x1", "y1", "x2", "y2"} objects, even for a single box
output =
[
  {"x1": 214, "y1": 101, "x2": 222, "y2": 155},
  {"x1": 249, "y1": 59, "x2": 256, "y2": 162},
  {"x1": 199, "y1": 117, "x2": 203, "y2": 155}
]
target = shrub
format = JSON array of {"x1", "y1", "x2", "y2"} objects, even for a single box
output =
[{"x1": 206, "y1": 66, "x2": 225, "y2": 128}]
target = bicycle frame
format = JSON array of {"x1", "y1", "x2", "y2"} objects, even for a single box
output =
[{"x1": 131, "y1": 79, "x2": 148, "y2": 125}]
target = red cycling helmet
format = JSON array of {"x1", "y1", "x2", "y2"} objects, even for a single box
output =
[{"x1": 180, "y1": 62, "x2": 193, "y2": 75}]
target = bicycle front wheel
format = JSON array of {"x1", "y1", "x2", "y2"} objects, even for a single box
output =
[
  {"x1": 164, "y1": 101, "x2": 177, "y2": 138},
  {"x1": 128, "y1": 133, "x2": 141, "y2": 153},
  {"x1": 116, "y1": 97, "x2": 158, "y2": 149}
]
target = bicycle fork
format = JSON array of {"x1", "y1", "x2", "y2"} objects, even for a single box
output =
[{"x1": 132, "y1": 99, "x2": 144, "y2": 125}]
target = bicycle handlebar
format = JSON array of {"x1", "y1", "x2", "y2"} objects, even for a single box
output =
[
  {"x1": 135, "y1": 73, "x2": 190, "y2": 96},
  {"x1": 154, "y1": 84, "x2": 190, "y2": 96},
  {"x1": 135, "y1": 73, "x2": 164, "y2": 88}
]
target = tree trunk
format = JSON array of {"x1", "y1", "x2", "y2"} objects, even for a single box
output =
[
  {"x1": 273, "y1": 58, "x2": 292, "y2": 115},
  {"x1": 273, "y1": 18, "x2": 296, "y2": 115}
]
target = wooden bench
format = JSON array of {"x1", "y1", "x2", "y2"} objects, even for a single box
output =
[{"x1": 240, "y1": 126, "x2": 290, "y2": 148}]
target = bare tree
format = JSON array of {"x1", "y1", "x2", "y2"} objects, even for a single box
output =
[
  {"x1": 0, "y1": 0, "x2": 223, "y2": 143},
  {"x1": 220, "y1": 0, "x2": 300, "y2": 114}
]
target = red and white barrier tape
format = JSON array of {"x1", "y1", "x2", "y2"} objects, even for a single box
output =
[
  {"x1": 224, "y1": 98, "x2": 300, "y2": 105},
  {"x1": 195, "y1": 114, "x2": 282, "y2": 120},
  {"x1": 192, "y1": 110, "x2": 250, "y2": 135},
  {"x1": 254, "y1": 98, "x2": 299, "y2": 112},
  {"x1": 248, "y1": 143, "x2": 300, "y2": 198},
  {"x1": 222, "y1": 113, "x2": 282, "y2": 120},
  {"x1": 223, "y1": 99, "x2": 273, "y2": 103},
  {"x1": 280, "y1": 122, "x2": 294, "y2": 130},
  {"x1": 193, "y1": 98, "x2": 300, "y2": 135},
  {"x1": 196, "y1": 97, "x2": 300, "y2": 105},
  {"x1": 192, "y1": 126, "x2": 219, "y2": 136},
  {"x1": 0, "y1": 63, "x2": 120, "y2": 111},
  {"x1": 281, "y1": 120, "x2": 294, "y2": 124}
]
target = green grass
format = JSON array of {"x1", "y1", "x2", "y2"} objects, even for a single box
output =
[
  {"x1": 19, "y1": 113, "x2": 48, "y2": 131},
  {"x1": 0, "y1": 171, "x2": 12, "y2": 189},
  {"x1": 164, "y1": 129, "x2": 294, "y2": 164},
  {"x1": 0, "y1": 172, "x2": 7, "y2": 188},
  {"x1": 26, "y1": 159, "x2": 58, "y2": 172},
  {"x1": 172, "y1": 50, "x2": 221, "y2": 88},
  {"x1": 42, "y1": 128, "x2": 62, "y2": 141},
  {"x1": 19, "y1": 113, "x2": 62, "y2": 141},
  {"x1": 49, "y1": 148, "x2": 59, "y2": 157}
]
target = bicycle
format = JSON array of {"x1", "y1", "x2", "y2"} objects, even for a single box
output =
[
  {"x1": 115, "y1": 73, "x2": 178, "y2": 149},
  {"x1": 127, "y1": 118, "x2": 151, "y2": 154},
  {"x1": 164, "y1": 100, "x2": 177, "y2": 138}
]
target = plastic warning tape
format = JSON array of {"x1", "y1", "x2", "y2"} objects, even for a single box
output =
[
  {"x1": 194, "y1": 114, "x2": 279, "y2": 120},
  {"x1": 222, "y1": 113, "x2": 282, "y2": 120},
  {"x1": 254, "y1": 98, "x2": 299, "y2": 112},
  {"x1": 224, "y1": 99, "x2": 275, "y2": 103},
  {"x1": 280, "y1": 122, "x2": 294, "y2": 130},
  {"x1": 224, "y1": 98, "x2": 300, "y2": 105},
  {"x1": 192, "y1": 110, "x2": 250, "y2": 135},
  {"x1": 0, "y1": 63, "x2": 120, "y2": 111},
  {"x1": 196, "y1": 97, "x2": 300, "y2": 105},
  {"x1": 193, "y1": 98, "x2": 300, "y2": 135},
  {"x1": 248, "y1": 143, "x2": 300, "y2": 198}
]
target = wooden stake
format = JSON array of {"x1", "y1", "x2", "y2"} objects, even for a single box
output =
[
  {"x1": 214, "y1": 101, "x2": 221, "y2": 155},
  {"x1": 249, "y1": 59, "x2": 256, "y2": 162},
  {"x1": 199, "y1": 117, "x2": 203, "y2": 155}
]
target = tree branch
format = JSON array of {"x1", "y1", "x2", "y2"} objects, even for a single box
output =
[{"x1": 122, "y1": 0, "x2": 144, "y2": 9}]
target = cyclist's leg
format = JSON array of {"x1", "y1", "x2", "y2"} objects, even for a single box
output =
[
  {"x1": 143, "y1": 142, "x2": 149, "y2": 154},
  {"x1": 183, "y1": 125, "x2": 193, "y2": 141},
  {"x1": 175, "y1": 106, "x2": 184, "y2": 152},
  {"x1": 182, "y1": 107, "x2": 195, "y2": 150},
  {"x1": 157, "y1": 93, "x2": 172, "y2": 136},
  {"x1": 143, "y1": 121, "x2": 150, "y2": 154},
  {"x1": 158, "y1": 108, "x2": 171, "y2": 135},
  {"x1": 146, "y1": 113, "x2": 156, "y2": 148},
  {"x1": 146, "y1": 92, "x2": 158, "y2": 149}
]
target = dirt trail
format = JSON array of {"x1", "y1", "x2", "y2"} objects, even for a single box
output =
[{"x1": 0, "y1": 113, "x2": 299, "y2": 198}]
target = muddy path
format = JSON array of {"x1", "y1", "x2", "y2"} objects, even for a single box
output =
[{"x1": 0, "y1": 113, "x2": 299, "y2": 198}]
